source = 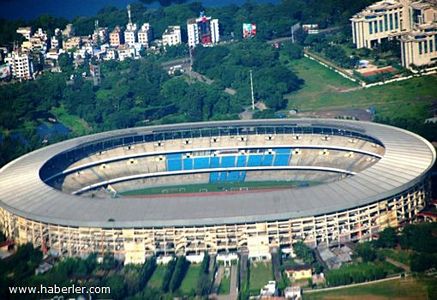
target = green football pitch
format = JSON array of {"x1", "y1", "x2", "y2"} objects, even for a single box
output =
[{"x1": 119, "y1": 180, "x2": 318, "y2": 196}]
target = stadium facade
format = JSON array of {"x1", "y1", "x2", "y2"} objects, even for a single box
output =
[{"x1": 0, "y1": 119, "x2": 434, "y2": 263}]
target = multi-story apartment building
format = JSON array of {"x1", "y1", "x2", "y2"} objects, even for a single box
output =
[
  {"x1": 63, "y1": 37, "x2": 81, "y2": 51},
  {"x1": 110, "y1": 26, "x2": 124, "y2": 47},
  {"x1": 62, "y1": 24, "x2": 74, "y2": 38},
  {"x1": 138, "y1": 23, "x2": 152, "y2": 48},
  {"x1": 351, "y1": 0, "x2": 437, "y2": 69},
  {"x1": 124, "y1": 23, "x2": 138, "y2": 46},
  {"x1": 187, "y1": 13, "x2": 219, "y2": 48},
  {"x1": 51, "y1": 36, "x2": 60, "y2": 49},
  {"x1": 92, "y1": 28, "x2": 108, "y2": 44},
  {"x1": 16, "y1": 27, "x2": 32, "y2": 40},
  {"x1": 124, "y1": 5, "x2": 137, "y2": 46},
  {"x1": 5, "y1": 51, "x2": 33, "y2": 80},
  {"x1": 162, "y1": 26, "x2": 182, "y2": 47}
]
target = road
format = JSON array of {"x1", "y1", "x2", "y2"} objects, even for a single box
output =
[{"x1": 267, "y1": 26, "x2": 342, "y2": 45}]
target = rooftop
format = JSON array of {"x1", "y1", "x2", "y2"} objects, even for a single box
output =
[{"x1": 0, "y1": 119, "x2": 434, "y2": 228}]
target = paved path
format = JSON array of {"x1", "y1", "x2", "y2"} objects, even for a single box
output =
[
  {"x1": 212, "y1": 265, "x2": 225, "y2": 294},
  {"x1": 229, "y1": 264, "x2": 238, "y2": 299},
  {"x1": 304, "y1": 275, "x2": 402, "y2": 294},
  {"x1": 385, "y1": 257, "x2": 411, "y2": 272},
  {"x1": 210, "y1": 265, "x2": 238, "y2": 300},
  {"x1": 160, "y1": 57, "x2": 190, "y2": 68}
]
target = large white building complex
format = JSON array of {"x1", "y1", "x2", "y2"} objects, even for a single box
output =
[
  {"x1": 187, "y1": 13, "x2": 219, "y2": 47},
  {"x1": 351, "y1": 0, "x2": 437, "y2": 69},
  {"x1": 0, "y1": 120, "x2": 434, "y2": 264}
]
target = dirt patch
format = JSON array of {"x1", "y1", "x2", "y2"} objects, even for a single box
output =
[{"x1": 359, "y1": 66, "x2": 396, "y2": 77}]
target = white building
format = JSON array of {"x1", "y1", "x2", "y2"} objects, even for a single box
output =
[
  {"x1": 187, "y1": 21, "x2": 199, "y2": 47},
  {"x1": 124, "y1": 23, "x2": 138, "y2": 46},
  {"x1": 5, "y1": 51, "x2": 33, "y2": 80},
  {"x1": 162, "y1": 26, "x2": 182, "y2": 47},
  {"x1": 260, "y1": 281, "x2": 276, "y2": 297},
  {"x1": 124, "y1": 5, "x2": 138, "y2": 46},
  {"x1": 93, "y1": 27, "x2": 108, "y2": 44},
  {"x1": 187, "y1": 14, "x2": 219, "y2": 48},
  {"x1": 351, "y1": 0, "x2": 437, "y2": 69},
  {"x1": 104, "y1": 48, "x2": 118, "y2": 61},
  {"x1": 117, "y1": 45, "x2": 137, "y2": 61},
  {"x1": 62, "y1": 24, "x2": 74, "y2": 38},
  {"x1": 51, "y1": 36, "x2": 60, "y2": 49},
  {"x1": 16, "y1": 27, "x2": 32, "y2": 40},
  {"x1": 284, "y1": 286, "x2": 302, "y2": 299},
  {"x1": 138, "y1": 23, "x2": 153, "y2": 48}
]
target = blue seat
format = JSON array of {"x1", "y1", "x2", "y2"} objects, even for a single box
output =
[
  {"x1": 183, "y1": 158, "x2": 193, "y2": 170},
  {"x1": 167, "y1": 154, "x2": 182, "y2": 171},
  {"x1": 221, "y1": 156, "x2": 236, "y2": 168},
  {"x1": 248, "y1": 155, "x2": 262, "y2": 166},
  {"x1": 194, "y1": 157, "x2": 209, "y2": 169}
]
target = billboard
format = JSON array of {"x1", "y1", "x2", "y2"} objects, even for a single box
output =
[
  {"x1": 0, "y1": 64, "x2": 10, "y2": 79},
  {"x1": 243, "y1": 23, "x2": 256, "y2": 39},
  {"x1": 197, "y1": 12, "x2": 212, "y2": 45}
]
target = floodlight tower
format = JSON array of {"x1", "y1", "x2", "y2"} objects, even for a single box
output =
[
  {"x1": 127, "y1": 4, "x2": 132, "y2": 24},
  {"x1": 250, "y1": 70, "x2": 255, "y2": 110}
]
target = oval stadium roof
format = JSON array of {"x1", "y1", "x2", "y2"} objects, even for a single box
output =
[{"x1": 0, "y1": 119, "x2": 435, "y2": 228}]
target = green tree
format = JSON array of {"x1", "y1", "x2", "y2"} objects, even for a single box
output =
[
  {"x1": 375, "y1": 227, "x2": 398, "y2": 248},
  {"x1": 169, "y1": 256, "x2": 189, "y2": 292},
  {"x1": 105, "y1": 275, "x2": 126, "y2": 300},
  {"x1": 355, "y1": 242, "x2": 377, "y2": 262},
  {"x1": 293, "y1": 241, "x2": 315, "y2": 265}
]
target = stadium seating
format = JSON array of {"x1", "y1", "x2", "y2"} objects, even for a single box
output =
[{"x1": 58, "y1": 133, "x2": 384, "y2": 194}]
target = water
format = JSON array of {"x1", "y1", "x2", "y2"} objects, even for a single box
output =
[{"x1": 0, "y1": 0, "x2": 280, "y2": 20}]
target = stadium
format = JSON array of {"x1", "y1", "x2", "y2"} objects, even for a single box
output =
[{"x1": 0, "y1": 119, "x2": 435, "y2": 263}]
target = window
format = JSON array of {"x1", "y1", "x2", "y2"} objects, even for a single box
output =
[
  {"x1": 384, "y1": 15, "x2": 388, "y2": 31},
  {"x1": 435, "y1": 35, "x2": 437, "y2": 52},
  {"x1": 424, "y1": 40, "x2": 428, "y2": 53},
  {"x1": 419, "y1": 42, "x2": 423, "y2": 55},
  {"x1": 430, "y1": 40, "x2": 433, "y2": 53},
  {"x1": 374, "y1": 21, "x2": 378, "y2": 33},
  {"x1": 379, "y1": 20, "x2": 383, "y2": 32},
  {"x1": 389, "y1": 14, "x2": 394, "y2": 30},
  {"x1": 394, "y1": 13, "x2": 399, "y2": 29},
  {"x1": 369, "y1": 22, "x2": 373, "y2": 34}
]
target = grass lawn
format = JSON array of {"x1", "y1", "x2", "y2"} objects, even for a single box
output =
[
  {"x1": 304, "y1": 277, "x2": 436, "y2": 300},
  {"x1": 179, "y1": 264, "x2": 201, "y2": 295},
  {"x1": 51, "y1": 105, "x2": 92, "y2": 136},
  {"x1": 147, "y1": 265, "x2": 166, "y2": 289},
  {"x1": 249, "y1": 262, "x2": 273, "y2": 295},
  {"x1": 286, "y1": 57, "x2": 437, "y2": 120},
  {"x1": 218, "y1": 271, "x2": 231, "y2": 295},
  {"x1": 120, "y1": 180, "x2": 318, "y2": 196}
]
